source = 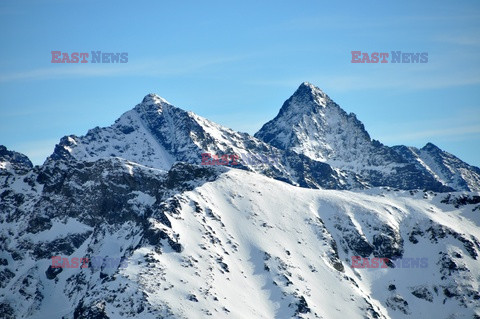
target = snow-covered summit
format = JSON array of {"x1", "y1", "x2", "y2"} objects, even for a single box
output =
[
  {"x1": 141, "y1": 93, "x2": 170, "y2": 106},
  {"x1": 256, "y1": 82, "x2": 479, "y2": 192},
  {"x1": 284, "y1": 81, "x2": 329, "y2": 110},
  {"x1": 256, "y1": 82, "x2": 372, "y2": 160}
]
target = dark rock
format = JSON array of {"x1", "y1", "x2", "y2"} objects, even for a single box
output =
[
  {"x1": 45, "y1": 265, "x2": 63, "y2": 280},
  {"x1": 295, "y1": 296, "x2": 311, "y2": 314},
  {"x1": 0, "y1": 268, "x2": 15, "y2": 288}
]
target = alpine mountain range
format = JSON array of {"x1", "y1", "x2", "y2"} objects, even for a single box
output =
[{"x1": 1, "y1": 82, "x2": 479, "y2": 319}]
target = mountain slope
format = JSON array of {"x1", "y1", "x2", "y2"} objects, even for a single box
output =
[
  {"x1": 255, "y1": 82, "x2": 479, "y2": 192},
  {"x1": 1, "y1": 157, "x2": 479, "y2": 318}
]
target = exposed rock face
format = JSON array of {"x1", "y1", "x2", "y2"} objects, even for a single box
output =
[
  {"x1": 392, "y1": 143, "x2": 480, "y2": 191},
  {"x1": 0, "y1": 145, "x2": 33, "y2": 173}
]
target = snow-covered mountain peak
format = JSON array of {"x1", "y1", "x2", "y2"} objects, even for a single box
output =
[
  {"x1": 421, "y1": 142, "x2": 441, "y2": 153},
  {"x1": 279, "y1": 82, "x2": 330, "y2": 117},
  {"x1": 256, "y1": 82, "x2": 480, "y2": 191},
  {"x1": 141, "y1": 93, "x2": 170, "y2": 106},
  {"x1": 299, "y1": 81, "x2": 327, "y2": 97},
  {"x1": 133, "y1": 93, "x2": 173, "y2": 117},
  {"x1": 255, "y1": 82, "x2": 372, "y2": 162}
]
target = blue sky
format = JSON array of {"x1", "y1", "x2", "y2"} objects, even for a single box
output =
[{"x1": 1, "y1": 0, "x2": 479, "y2": 166}]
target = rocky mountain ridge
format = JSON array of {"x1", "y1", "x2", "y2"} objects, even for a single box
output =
[{"x1": 255, "y1": 82, "x2": 479, "y2": 192}]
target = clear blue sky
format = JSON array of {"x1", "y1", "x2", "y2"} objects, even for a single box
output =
[{"x1": 1, "y1": 0, "x2": 479, "y2": 167}]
